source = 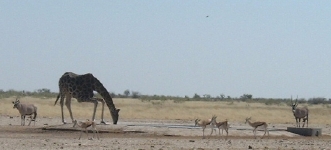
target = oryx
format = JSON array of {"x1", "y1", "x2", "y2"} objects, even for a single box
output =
[
  {"x1": 12, "y1": 98, "x2": 38, "y2": 126},
  {"x1": 291, "y1": 96, "x2": 309, "y2": 128}
]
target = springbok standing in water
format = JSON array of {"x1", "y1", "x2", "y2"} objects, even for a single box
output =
[{"x1": 291, "y1": 96, "x2": 309, "y2": 128}]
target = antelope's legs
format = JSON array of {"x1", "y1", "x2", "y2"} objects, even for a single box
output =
[
  {"x1": 21, "y1": 115, "x2": 25, "y2": 126},
  {"x1": 262, "y1": 128, "x2": 269, "y2": 137},
  {"x1": 253, "y1": 128, "x2": 257, "y2": 138},
  {"x1": 28, "y1": 116, "x2": 32, "y2": 126},
  {"x1": 79, "y1": 130, "x2": 83, "y2": 140},
  {"x1": 209, "y1": 124, "x2": 216, "y2": 136},
  {"x1": 220, "y1": 128, "x2": 228, "y2": 136},
  {"x1": 202, "y1": 128, "x2": 205, "y2": 138},
  {"x1": 93, "y1": 128, "x2": 100, "y2": 140},
  {"x1": 85, "y1": 129, "x2": 89, "y2": 139},
  {"x1": 79, "y1": 129, "x2": 89, "y2": 140}
]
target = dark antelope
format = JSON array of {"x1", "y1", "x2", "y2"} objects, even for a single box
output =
[{"x1": 291, "y1": 96, "x2": 309, "y2": 128}]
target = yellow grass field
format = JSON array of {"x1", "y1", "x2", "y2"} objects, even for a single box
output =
[{"x1": 2, "y1": 97, "x2": 331, "y2": 125}]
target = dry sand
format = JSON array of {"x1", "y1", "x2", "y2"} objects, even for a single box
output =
[{"x1": 1, "y1": 115, "x2": 331, "y2": 150}]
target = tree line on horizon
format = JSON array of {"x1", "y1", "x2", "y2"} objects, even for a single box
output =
[{"x1": 0, "y1": 88, "x2": 330, "y2": 105}]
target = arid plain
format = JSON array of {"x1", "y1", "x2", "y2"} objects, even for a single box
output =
[{"x1": 1, "y1": 97, "x2": 331, "y2": 149}]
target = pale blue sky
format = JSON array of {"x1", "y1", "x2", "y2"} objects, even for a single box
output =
[{"x1": 1, "y1": 1, "x2": 330, "y2": 99}]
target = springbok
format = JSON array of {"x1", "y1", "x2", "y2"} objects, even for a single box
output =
[
  {"x1": 194, "y1": 115, "x2": 217, "y2": 139},
  {"x1": 74, "y1": 119, "x2": 100, "y2": 140},
  {"x1": 12, "y1": 98, "x2": 37, "y2": 126},
  {"x1": 245, "y1": 117, "x2": 269, "y2": 138},
  {"x1": 215, "y1": 119, "x2": 229, "y2": 137},
  {"x1": 291, "y1": 96, "x2": 309, "y2": 128}
]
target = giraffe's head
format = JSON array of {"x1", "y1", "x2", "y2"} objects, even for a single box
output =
[{"x1": 111, "y1": 109, "x2": 120, "y2": 124}]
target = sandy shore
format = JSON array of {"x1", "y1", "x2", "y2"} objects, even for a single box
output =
[{"x1": 1, "y1": 115, "x2": 331, "y2": 150}]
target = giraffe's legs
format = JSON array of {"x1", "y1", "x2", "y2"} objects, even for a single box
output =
[
  {"x1": 77, "y1": 98, "x2": 100, "y2": 124},
  {"x1": 95, "y1": 98, "x2": 106, "y2": 124},
  {"x1": 59, "y1": 94, "x2": 67, "y2": 124},
  {"x1": 89, "y1": 98, "x2": 107, "y2": 125},
  {"x1": 91, "y1": 100, "x2": 98, "y2": 122},
  {"x1": 65, "y1": 95, "x2": 75, "y2": 123},
  {"x1": 100, "y1": 100, "x2": 105, "y2": 124}
]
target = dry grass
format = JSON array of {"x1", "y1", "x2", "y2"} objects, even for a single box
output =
[{"x1": 1, "y1": 97, "x2": 331, "y2": 125}]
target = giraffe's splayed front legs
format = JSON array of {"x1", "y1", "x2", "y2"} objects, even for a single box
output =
[
  {"x1": 93, "y1": 98, "x2": 108, "y2": 125},
  {"x1": 99, "y1": 99, "x2": 108, "y2": 125},
  {"x1": 91, "y1": 100, "x2": 98, "y2": 123}
]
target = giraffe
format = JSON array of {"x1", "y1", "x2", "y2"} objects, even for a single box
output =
[{"x1": 55, "y1": 72, "x2": 120, "y2": 124}]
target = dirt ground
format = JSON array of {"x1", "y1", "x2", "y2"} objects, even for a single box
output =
[{"x1": 1, "y1": 115, "x2": 331, "y2": 150}]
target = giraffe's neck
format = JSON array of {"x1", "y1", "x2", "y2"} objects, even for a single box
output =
[{"x1": 93, "y1": 77, "x2": 117, "y2": 112}]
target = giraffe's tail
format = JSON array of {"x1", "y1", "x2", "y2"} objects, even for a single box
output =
[{"x1": 54, "y1": 94, "x2": 60, "y2": 106}]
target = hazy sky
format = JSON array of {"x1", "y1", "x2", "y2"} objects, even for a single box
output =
[{"x1": 1, "y1": 1, "x2": 330, "y2": 99}]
